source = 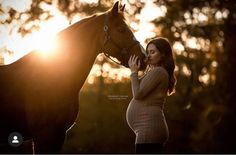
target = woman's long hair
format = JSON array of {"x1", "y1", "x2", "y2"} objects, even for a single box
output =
[{"x1": 146, "y1": 37, "x2": 176, "y2": 95}]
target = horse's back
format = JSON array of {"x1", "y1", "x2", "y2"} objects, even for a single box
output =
[
  {"x1": 0, "y1": 53, "x2": 38, "y2": 142},
  {"x1": 0, "y1": 50, "x2": 78, "y2": 143}
]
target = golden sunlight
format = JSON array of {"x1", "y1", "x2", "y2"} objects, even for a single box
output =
[
  {"x1": 0, "y1": 1, "x2": 164, "y2": 83},
  {"x1": 28, "y1": 15, "x2": 69, "y2": 56},
  {"x1": 182, "y1": 65, "x2": 191, "y2": 76},
  {"x1": 87, "y1": 58, "x2": 132, "y2": 84},
  {"x1": 186, "y1": 37, "x2": 199, "y2": 49},
  {"x1": 0, "y1": 0, "x2": 32, "y2": 12},
  {"x1": 132, "y1": 1, "x2": 166, "y2": 45},
  {"x1": 0, "y1": 1, "x2": 70, "y2": 64},
  {"x1": 173, "y1": 41, "x2": 185, "y2": 55},
  {"x1": 199, "y1": 73, "x2": 210, "y2": 85}
]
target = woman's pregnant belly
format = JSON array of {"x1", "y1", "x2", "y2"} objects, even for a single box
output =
[{"x1": 126, "y1": 99, "x2": 169, "y2": 143}]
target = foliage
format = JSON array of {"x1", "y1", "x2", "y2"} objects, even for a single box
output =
[{"x1": 1, "y1": 0, "x2": 236, "y2": 153}]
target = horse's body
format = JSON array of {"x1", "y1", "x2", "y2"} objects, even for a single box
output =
[{"x1": 0, "y1": 2, "x2": 146, "y2": 153}]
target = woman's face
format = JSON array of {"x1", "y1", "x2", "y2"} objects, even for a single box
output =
[{"x1": 146, "y1": 43, "x2": 163, "y2": 66}]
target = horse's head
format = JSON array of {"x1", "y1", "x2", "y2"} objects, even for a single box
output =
[{"x1": 101, "y1": 1, "x2": 147, "y2": 70}]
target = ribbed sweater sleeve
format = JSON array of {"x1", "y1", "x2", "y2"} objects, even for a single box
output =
[{"x1": 130, "y1": 67, "x2": 165, "y2": 100}]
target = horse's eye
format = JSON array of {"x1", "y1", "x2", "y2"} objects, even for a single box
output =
[{"x1": 117, "y1": 27, "x2": 125, "y2": 33}]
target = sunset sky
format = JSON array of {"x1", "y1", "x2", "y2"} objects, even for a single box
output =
[
  {"x1": 0, "y1": 0, "x2": 164, "y2": 61},
  {"x1": 0, "y1": 0, "x2": 209, "y2": 84}
]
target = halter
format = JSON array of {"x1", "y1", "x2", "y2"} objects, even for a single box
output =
[{"x1": 102, "y1": 13, "x2": 140, "y2": 67}]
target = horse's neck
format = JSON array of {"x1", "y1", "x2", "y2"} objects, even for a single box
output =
[{"x1": 60, "y1": 15, "x2": 104, "y2": 91}]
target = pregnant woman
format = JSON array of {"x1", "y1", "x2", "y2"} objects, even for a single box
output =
[{"x1": 127, "y1": 37, "x2": 176, "y2": 153}]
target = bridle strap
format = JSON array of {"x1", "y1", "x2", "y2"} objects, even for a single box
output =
[
  {"x1": 101, "y1": 13, "x2": 140, "y2": 66},
  {"x1": 104, "y1": 53, "x2": 121, "y2": 66}
]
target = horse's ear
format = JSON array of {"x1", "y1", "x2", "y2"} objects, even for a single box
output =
[
  {"x1": 120, "y1": 4, "x2": 125, "y2": 12},
  {"x1": 111, "y1": 1, "x2": 119, "y2": 16}
]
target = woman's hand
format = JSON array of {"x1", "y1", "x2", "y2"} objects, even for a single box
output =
[{"x1": 128, "y1": 55, "x2": 141, "y2": 73}]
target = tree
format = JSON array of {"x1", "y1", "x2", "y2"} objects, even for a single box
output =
[
  {"x1": 144, "y1": 0, "x2": 236, "y2": 153},
  {"x1": 1, "y1": 0, "x2": 236, "y2": 153}
]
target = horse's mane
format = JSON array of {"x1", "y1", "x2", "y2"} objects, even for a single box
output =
[
  {"x1": 57, "y1": 14, "x2": 98, "y2": 37},
  {"x1": 57, "y1": 11, "x2": 126, "y2": 38},
  {"x1": 75, "y1": 15, "x2": 97, "y2": 27}
]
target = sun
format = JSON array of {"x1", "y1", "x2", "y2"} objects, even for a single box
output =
[
  {"x1": 32, "y1": 29, "x2": 56, "y2": 55},
  {"x1": 1, "y1": 9, "x2": 70, "y2": 64},
  {"x1": 28, "y1": 15, "x2": 69, "y2": 56},
  {"x1": 1, "y1": 1, "x2": 163, "y2": 81}
]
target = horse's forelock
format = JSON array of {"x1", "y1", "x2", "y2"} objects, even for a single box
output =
[{"x1": 107, "y1": 9, "x2": 126, "y2": 22}]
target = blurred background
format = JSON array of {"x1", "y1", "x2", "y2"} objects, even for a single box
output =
[{"x1": 1, "y1": 0, "x2": 236, "y2": 153}]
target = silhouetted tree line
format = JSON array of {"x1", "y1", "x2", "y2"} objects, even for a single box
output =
[{"x1": 1, "y1": 0, "x2": 236, "y2": 153}]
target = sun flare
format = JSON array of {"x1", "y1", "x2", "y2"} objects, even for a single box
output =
[
  {"x1": 1, "y1": 1, "x2": 162, "y2": 82},
  {"x1": 0, "y1": 3, "x2": 70, "y2": 64},
  {"x1": 28, "y1": 15, "x2": 69, "y2": 56}
]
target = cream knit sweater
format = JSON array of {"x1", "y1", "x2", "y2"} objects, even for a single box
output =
[{"x1": 126, "y1": 66, "x2": 169, "y2": 144}]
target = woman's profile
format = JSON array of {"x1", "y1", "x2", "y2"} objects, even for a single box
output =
[{"x1": 127, "y1": 37, "x2": 176, "y2": 154}]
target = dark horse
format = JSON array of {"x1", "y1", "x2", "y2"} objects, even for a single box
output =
[{"x1": 0, "y1": 1, "x2": 146, "y2": 153}]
